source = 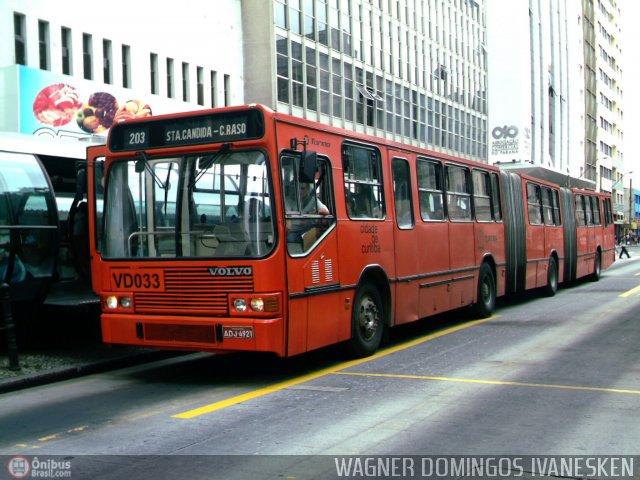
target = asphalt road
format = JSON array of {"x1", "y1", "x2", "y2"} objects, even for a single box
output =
[{"x1": 0, "y1": 257, "x2": 639, "y2": 479}]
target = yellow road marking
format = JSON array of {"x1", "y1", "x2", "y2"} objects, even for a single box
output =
[
  {"x1": 173, "y1": 315, "x2": 499, "y2": 419},
  {"x1": 333, "y1": 371, "x2": 640, "y2": 395},
  {"x1": 18, "y1": 426, "x2": 89, "y2": 448},
  {"x1": 619, "y1": 284, "x2": 640, "y2": 297}
]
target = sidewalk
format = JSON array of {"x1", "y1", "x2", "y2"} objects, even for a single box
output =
[
  {"x1": 0, "y1": 304, "x2": 168, "y2": 394},
  {"x1": 0, "y1": 343, "x2": 164, "y2": 394}
]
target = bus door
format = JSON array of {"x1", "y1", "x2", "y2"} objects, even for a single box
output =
[
  {"x1": 281, "y1": 152, "x2": 340, "y2": 354},
  {"x1": 416, "y1": 158, "x2": 450, "y2": 316},
  {"x1": 525, "y1": 182, "x2": 546, "y2": 288},
  {"x1": 574, "y1": 194, "x2": 590, "y2": 278},
  {"x1": 445, "y1": 164, "x2": 475, "y2": 309},
  {"x1": 390, "y1": 155, "x2": 418, "y2": 324},
  {"x1": 587, "y1": 195, "x2": 600, "y2": 256}
]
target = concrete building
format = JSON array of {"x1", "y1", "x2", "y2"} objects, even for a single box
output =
[
  {"x1": 2, "y1": 0, "x2": 488, "y2": 163},
  {"x1": 0, "y1": 0, "x2": 242, "y2": 140},
  {"x1": 486, "y1": 0, "x2": 624, "y2": 200},
  {"x1": 243, "y1": 0, "x2": 488, "y2": 162}
]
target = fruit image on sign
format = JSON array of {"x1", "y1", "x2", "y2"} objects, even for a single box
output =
[
  {"x1": 32, "y1": 84, "x2": 82, "y2": 126},
  {"x1": 76, "y1": 92, "x2": 119, "y2": 134},
  {"x1": 114, "y1": 99, "x2": 152, "y2": 122}
]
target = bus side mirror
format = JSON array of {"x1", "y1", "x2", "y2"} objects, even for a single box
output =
[{"x1": 299, "y1": 150, "x2": 317, "y2": 183}]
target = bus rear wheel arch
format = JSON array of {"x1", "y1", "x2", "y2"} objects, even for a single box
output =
[{"x1": 348, "y1": 281, "x2": 385, "y2": 357}]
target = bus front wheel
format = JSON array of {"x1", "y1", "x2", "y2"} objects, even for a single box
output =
[
  {"x1": 348, "y1": 282, "x2": 384, "y2": 357},
  {"x1": 473, "y1": 263, "x2": 496, "y2": 318}
]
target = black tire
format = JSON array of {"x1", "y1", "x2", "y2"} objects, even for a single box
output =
[
  {"x1": 543, "y1": 257, "x2": 558, "y2": 297},
  {"x1": 473, "y1": 263, "x2": 496, "y2": 318},
  {"x1": 590, "y1": 252, "x2": 602, "y2": 282},
  {"x1": 347, "y1": 282, "x2": 384, "y2": 357}
]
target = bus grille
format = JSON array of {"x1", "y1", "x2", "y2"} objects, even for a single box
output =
[{"x1": 134, "y1": 267, "x2": 254, "y2": 315}]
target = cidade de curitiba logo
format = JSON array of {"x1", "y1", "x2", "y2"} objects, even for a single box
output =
[
  {"x1": 7, "y1": 456, "x2": 72, "y2": 478},
  {"x1": 208, "y1": 266, "x2": 253, "y2": 276}
]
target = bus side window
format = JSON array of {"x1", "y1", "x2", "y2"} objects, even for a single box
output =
[
  {"x1": 590, "y1": 196, "x2": 601, "y2": 225},
  {"x1": 472, "y1": 169, "x2": 492, "y2": 222},
  {"x1": 392, "y1": 157, "x2": 414, "y2": 229},
  {"x1": 575, "y1": 195, "x2": 586, "y2": 227},
  {"x1": 526, "y1": 183, "x2": 543, "y2": 225},
  {"x1": 445, "y1": 164, "x2": 472, "y2": 222},
  {"x1": 343, "y1": 143, "x2": 384, "y2": 220},
  {"x1": 417, "y1": 158, "x2": 444, "y2": 221},
  {"x1": 542, "y1": 187, "x2": 555, "y2": 226},
  {"x1": 490, "y1": 173, "x2": 502, "y2": 221}
]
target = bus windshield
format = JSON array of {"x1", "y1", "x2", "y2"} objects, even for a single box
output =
[{"x1": 102, "y1": 149, "x2": 274, "y2": 259}]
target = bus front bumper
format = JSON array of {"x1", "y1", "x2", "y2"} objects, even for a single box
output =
[{"x1": 101, "y1": 313, "x2": 286, "y2": 356}]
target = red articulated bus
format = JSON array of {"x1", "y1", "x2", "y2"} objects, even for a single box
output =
[{"x1": 84, "y1": 104, "x2": 615, "y2": 358}]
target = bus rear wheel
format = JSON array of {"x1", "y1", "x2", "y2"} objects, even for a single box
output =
[
  {"x1": 348, "y1": 282, "x2": 384, "y2": 357},
  {"x1": 543, "y1": 257, "x2": 558, "y2": 297},
  {"x1": 473, "y1": 263, "x2": 495, "y2": 318},
  {"x1": 590, "y1": 252, "x2": 602, "y2": 281}
]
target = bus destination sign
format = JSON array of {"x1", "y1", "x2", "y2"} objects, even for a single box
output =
[{"x1": 108, "y1": 109, "x2": 265, "y2": 152}]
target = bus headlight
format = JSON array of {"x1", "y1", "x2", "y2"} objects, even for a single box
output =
[
  {"x1": 104, "y1": 295, "x2": 133, "y2": 310},
  {"x1": 105, "y1": 296, "x2": 119, "y2": 309},
  {"x1": 229, "y1": 293, "x2": 282, "y2": 317},
  {"x1": 250, "y1": 298, "x2": 264, "y2": 311},
  {"x1": 120, "y1": 297, "x2": 132, "y2": 308},
  {"x1": 233, "y1": 298, "x2": 248, "y2": 312}
]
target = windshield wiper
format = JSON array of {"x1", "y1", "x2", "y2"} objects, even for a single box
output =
[
  {"x1": 194, "y1": 143, "x2": 232, "y2": 184},
  {"x1": 135, "y1": 152, "x2": 166, "y2": 189}
]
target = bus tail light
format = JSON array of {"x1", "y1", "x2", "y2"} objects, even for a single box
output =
[{"x1": 229, "y1": 293, "x2": 281, "y2": 317}]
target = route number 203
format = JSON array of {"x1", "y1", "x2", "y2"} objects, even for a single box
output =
[{"x1": 129, "y1": 131, "x2": 146, "y2": 145}]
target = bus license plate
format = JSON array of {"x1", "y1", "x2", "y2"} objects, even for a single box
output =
[
  {"x1": 222, "y1": 326, "x2": 254, "y2": 340},
  {"x1": 110, "y1": 269, "x2": 165, "y2": 292}
]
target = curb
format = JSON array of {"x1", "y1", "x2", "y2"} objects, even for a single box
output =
[{"x1": 0, "y1": 350, "x2": 172, "y2": 395}]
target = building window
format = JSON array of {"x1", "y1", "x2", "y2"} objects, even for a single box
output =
[
  {"x1": 38, "y1": 20, "x2": 50, "y2": 70},
  {"x1": 182, "y1": 62, "x2": 190, "y2": 102},
  {"x1": 150, "y1": 53, "x2": 158, "y2": 94},
  {"x1": 197, "y1": 67, "x2": 204, "y2": 106},
  {"x1": 61, "y1": 27, "x2": 72, "y2": 75},
  {"x1": 83, "y1": 33, "x2": 93, "y2": 80},
  {"x1": 224, "y1": 74, "x2": 231, "y2": 106},
  {"x1": 210, "y1": 70, "x2": 218, "y2": 107},
  {"x1": 103, "y1": 39, "x2": 112, "y2": 84},
  {"x1": 14, "y1": 13, "x2": 26, "y2": 65},
  {"x1": 167, "y1": 58, "x2": 174, "y2": 98},
  {"x1": 122, "y1": 45, "x2": 131, "y2": 88}
]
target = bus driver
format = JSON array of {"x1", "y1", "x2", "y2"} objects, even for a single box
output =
[{"x1": 286, "y1": 182, "x2": 329, "y2": 248}]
